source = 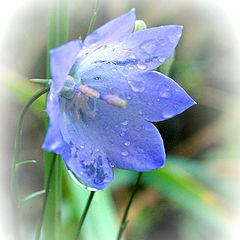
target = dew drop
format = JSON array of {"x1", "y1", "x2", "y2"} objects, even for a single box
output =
[
  {"x1": 121, "y1": 150, "x2": 129, "y2": 156},
  {"x1": 129, "y1": 53, "x2": 137, "y2": 59},
  {"x1": 112, "y1": 68, "x2": 117, "y2": 72},
  {"x1": 80, "y1": 145, "x2": 85, "y2": 149},
  {"x1": 137, "y1": 63, "x2": 147, "y2": 70},
  {"x1": 158, "y1": 57, "x2": 166, "y2": 64},
  {"x1": 128, "y1": 80, "x2": 145, "y2": 92},
  {"x1": 124, "y1": 141, "x2": 131, "y2": 146},
  {"x1": 175, "y1": 87, "x2": 181, "y2": 93},
  {"x1": 159, "y1": 84, "x2": 171, "y2": 98},
  {"x1": 128, "y1": 66, "x2": 134, "y2": 70},
  {"x1": 162, "y1": 106, "x2": 176, "y2": 119},
  {"x1": 121, "y1": 120, "x2": 128, "y2": 126},
  {"x1": 120, "y1": 132, "x2": 125, "y2": 137},
  {"x1": 139, "y1": 40, "x2": 157, "y2": 54}
]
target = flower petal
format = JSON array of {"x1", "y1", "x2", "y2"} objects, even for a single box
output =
[
  {"x1": 81, "y1": 64, "x2": 196, "y2": 122},
  {"x1": 96, "y1": 113, "x2": 166, "y2": 171},
  {"x1": 57, "y1": 96, "x2": 114, "y2": 189},
  {"x1": 126, "y1": 71, "x2": 196, "y2": 122},
  {"x1": 50, "y1": 39, "x2": 82, "y2": 93},
  {"x1": 84, "y1": 8, "x2": 136, "y2": 48},
  {"x1": 76, "y1": 25, "x2": 182, "y2": 75},
  {"x1": 58, "y1": 94, "x2": 165, "y2": 173},
  {"x1": 60, "y1": 143, "x2": 113, "y2": 190},
  {"x1": 42, "y1": 40, "x2": 82, "y2": 152}
]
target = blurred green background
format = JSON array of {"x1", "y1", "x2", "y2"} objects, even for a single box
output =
[{"x1": 0, "y1": 0, "x2": 239, "y2": 239}]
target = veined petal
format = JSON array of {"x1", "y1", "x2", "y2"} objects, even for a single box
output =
[
  {"x1": 94, "y1": 108, "x2": 166, "y2": 171},
  {"x1": 42, "y1": 40, "x2": 82, "y2": 152},
  {"x1": 60, "y1": 143, "x2": 113, "y2": 190},
  {"x1": 50, "y1": 39, "x2": 82, "y2": 93},
  {"x1": 76, "y1": 25, "x2": 182, "y2": 75},
  {"x1": 126, "y1": 71, "x2": 196, "y2": 122},
  {"x1": 84, "y1": 8, "x2": 136, "y2": 48},
  {"x1": 58, "y1": 96, "x2": 114, "y2": 189},
  {"x1": 81, "y1": 64, "x2": 195, "y2": 122},
  {"x1": 58, "y1": 94, "x2": 164, "y2": 174}
]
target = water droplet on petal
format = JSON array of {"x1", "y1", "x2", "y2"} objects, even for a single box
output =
[
  {"x1": 162, "y1": 106, "x2": 176, "y2": 119},
  {"x1": 175, "y1": 87, "x2": 181, "y2": 93},
  {"x1": 120, "y1": 132, "x2": 125, "y2": 137},
  {"x1": 159, "y1": 84, "x2": 171, "y2": 98},
  {"x1": 158, "y1": 57, "x2": 166, "y2": 64},
  {"x1": 137, "y1": 63, "x2": 147, "y2": 70},
  {"x1": 139, "y1": 40, "x2": 158, "y2": 54},
  {"x1": 128, "y1": 80, "x2": 145, "y2": 92},
  {"x1": 138, "y1": 110, "x2": 143, "y2": 115},
  {"x1": 124, "y1": 141, "x2": 131, "y2": 146},
  {"x1": 112, "y1": 68, "x2": 117, "y2": 72},
  {"x1": 121, "y1": 150, "x2": 129, "y2": 156},
  {"x1": 80, "y1": 145, "x2": 85, "y2": 149},
  {"x1": 129, "y1": 53, "x2": 137, "y2": 59},
  {"x1": 128, "y1": 66, "x2": 134, "y2": 70},
  {"x1": 121, "y1": 120, "x2": 128, "y2": 126}
]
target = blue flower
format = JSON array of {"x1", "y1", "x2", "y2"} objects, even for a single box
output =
[{"x1": 42, "y1": 9, "x2": 196, "y2": 190}]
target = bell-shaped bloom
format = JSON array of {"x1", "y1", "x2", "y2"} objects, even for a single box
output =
[{"x1": 42, "y1": 9, "x2": 196, "y2": 190}]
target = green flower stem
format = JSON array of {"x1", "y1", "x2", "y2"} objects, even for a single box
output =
[
  {"x1": 43, "y1": 0, "x2": 69, "y2": 239},
  {"x1": 116, "y1": 172, "x2": 143, "y2": 240},
  {"x1": 35, "y1": 154, "x2": 57, "y2": 240},
  {"x1": 74, "y1": 191, "x2": 96, "y2": 240},
  {"x1": 10, "y1": 86, "x2": 49, "y2": 240}
]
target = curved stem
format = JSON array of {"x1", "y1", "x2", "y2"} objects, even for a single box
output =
[
  {"x1": 74, "y1": 191, "x2": 96, "y2": 240},
  {"x1": 117, "y1": 172, "x2": 143, "y2": 240},
  {"x1": 10, "y1": 86, "x2": 49, "y2": 240},
  {"x1": 35, "y1": 153, "x2": 57, "y2": 240}
]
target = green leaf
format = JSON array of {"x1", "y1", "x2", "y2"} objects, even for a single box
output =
[{"x1": 143, "y1": 160, "x2": 233, "y2": 232}]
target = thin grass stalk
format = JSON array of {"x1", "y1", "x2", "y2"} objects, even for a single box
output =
[
  {"x1": 43, "y1": 0, "x2": 69, "y2": 239},
  {"x1": 116, "y1": 172, "x2": 143, "y2": 240},
  {"x1": 10, "y1": 86, "x2": 49, "y2": 240}
]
